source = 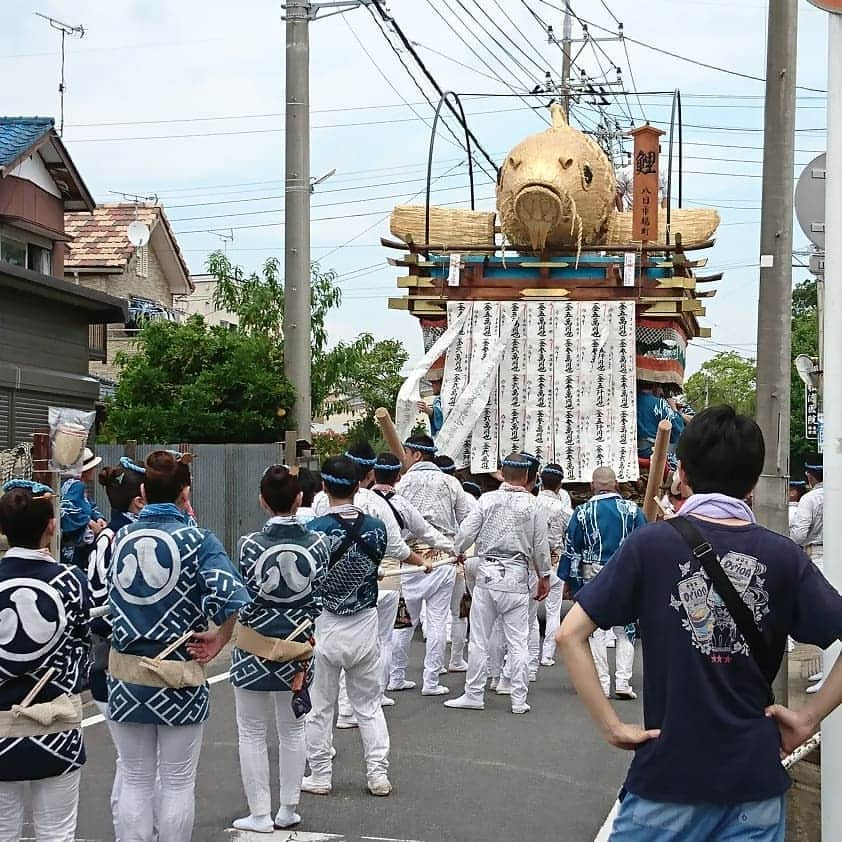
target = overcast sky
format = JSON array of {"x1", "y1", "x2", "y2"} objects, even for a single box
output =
[{"x1": 2, "y1": 0, "x2": 830, "y2": 375}]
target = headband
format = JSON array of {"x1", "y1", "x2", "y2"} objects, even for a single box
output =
[
  {"x1": 2, "y1": 479, "x2": 53, "y2": 498},
  {"x1": 374, "y1": 461, "x2": 401, "y2": 472},
  {"x1": 805, "y1": 463, "x2": 823, "y2": 471},
  {"x1": 438, "y1": 463, "x2": 456, "y2": 474},
  {"x1": 501, "y1": 458, "x2": 531, "y2": 468},
  {"x1": 120, "y1": 456, "x2": 146, "y2": 475},
  {"x1": 345, "y1": 452, "x2": 377, "y2": 467},
  {"x1": 463, "y1": 481, "x2": 481, "y2": 493},
  {"x1": 321, "y1": 472, "x2": 357, "y2": 487},
  {"x1": 521, "y1": 451, "x2": 540, "y2": 466},
  {"x1": 541, "y1": 466, "x2": 564, "y2": 478},
  {"x1": 789, "y1": 480, "x2": 807, "y2": 487},
  {"x1": 404, "y1": 440, "x2": 437, "y2": 454}
]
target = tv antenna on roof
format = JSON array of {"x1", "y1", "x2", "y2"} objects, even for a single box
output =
[
  {"x1": 207, "y1": 229, "x2": 235, "y2": 254},
  {"x1": 34, "y1": 13, "x2": 86, "y2": 136}
]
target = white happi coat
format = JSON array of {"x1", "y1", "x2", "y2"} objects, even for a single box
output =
[
  {"x1": 790, "y1": 483, "x2": 824, "y2": 564},
  {"x1": 396, "y1": 461, "x2": 474, "y2": 538},
  {"x1": 454, "y1": 484, "x2": 551, "y2": 593},
  {"x1": 534, "y1": 489, "x2": 572, "y2": 555}
]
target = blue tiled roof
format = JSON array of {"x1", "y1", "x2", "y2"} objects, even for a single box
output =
[{"x1": 0, "y1": 117, "x2": 54, "y2": 169}]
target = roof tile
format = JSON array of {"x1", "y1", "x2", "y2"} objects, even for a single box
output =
[{"x1": 0, "y1": 117, "x2": 54, "y2": 169}]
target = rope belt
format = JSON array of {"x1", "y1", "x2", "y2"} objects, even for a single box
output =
[
  {"x1": 108, "y1": 649, "x2": 207, "y2": 690},
  {"x1": 0, "y1": 694, "x2": 82, "y2": 738},
  {"x1": 234, "y1": 622, "x2": 313, "y2": 664}
]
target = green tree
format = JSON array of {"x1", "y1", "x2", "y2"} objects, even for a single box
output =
[
  {"x1": 105, "y1": 316, "x2": 294, "y2": 443},
  {"x1": 684, "y1": 351, "x2": 757, "y2": 417},
  {"x1": 790, "y1": 279, "x2": 819, "y2": 467}
]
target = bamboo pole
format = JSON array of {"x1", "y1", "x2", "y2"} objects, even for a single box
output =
[
  {"x1": 643, "y1": 420, "x2": 672, "y2": 522},
  {"x1": 375, "y1": 408, "x2": 407, "y2": 466}
]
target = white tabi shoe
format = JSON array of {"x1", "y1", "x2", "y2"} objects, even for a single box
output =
[
  {"x1": 511, "y1": 702, "x2": 531, "y2": 715},
  {"x1": 421, "y1": 684, "x2": 450, "y2": 696},
  {"x1": 528, "y1": 671, "x2": 538, "y2": 682},
  {"x1": 274, "y1": 806, "x2": 301, "y2": 829},
  {"x1": 336, "y1": 715, "x2": 359, "y2": 729},
  {"x1": 488, "y1": 676, "x2": 500, "y2": 691},
  {"x1": 381, "y1": 695, "x2": 395, "y2": 707},
  {"x1": 496, "y1": 678, "x2": 513, "y2": 696},
  {"x1": 540, "y1": 658, "x2": 555, "y2": 667},
  {"x1": 368, "y1": 776, "x2": 393, "y2": 797},
  {"x1": 301, "y1": 776, "x2": 332, "y2": 795},
  {"x1": 448, "y1": 660, "x2": 469, "y2": 672},
  {"x1": 439, "y1": 667, "x2": 448, "y2": 675},
  {"x1": 444, "y1": 694, "x2": 485, "y2": 711},
  {"x1": 615, "y1": 688, "x2": 638, "y2": 701},
  {"x1": 232, "y1": 814, "x2": 274, "y2": 833},
  {"x1": 387, "y1": 679, "x2": 417, "y2": 691}
]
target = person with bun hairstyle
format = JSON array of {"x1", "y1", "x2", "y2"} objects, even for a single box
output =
[
  {"x1": 0, "y1": 480, "x2": 91, "y2": 842},
  {"x1": 107, "y1": 450, "x2": 249, "y2": 842},
  {"x1": 229, "y1": 464, "x2": 329, "y2": 833}
]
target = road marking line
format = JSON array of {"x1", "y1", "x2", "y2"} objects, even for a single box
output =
[
  {"x1": 594, "y1": 800, "x2": 620, "y2": 841},
  {"x1": 227, "y1": 831, "x2": 343, "y2": 841}
]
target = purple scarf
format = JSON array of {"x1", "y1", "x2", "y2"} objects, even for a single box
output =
[{"x1": 679, "y1": 493, "x2": 756, "y2": 524}]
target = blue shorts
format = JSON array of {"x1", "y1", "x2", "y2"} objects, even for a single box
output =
[{"x1": 610, "y1": 792, "x2": 786, "y2": 841}]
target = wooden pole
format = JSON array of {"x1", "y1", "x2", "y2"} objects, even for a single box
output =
[
  {"x1": 284, "y1": 430, "x2": 299, "y2": 476},
  {"x1": 32, "y1": 431, "x2": 61, "y2": 559},
  {"x1": 642, "y1": 420, "x2": 672, "y2": 522},
  {"x1": 374, "y1": 408, "x2": 407, "y2": 466}
]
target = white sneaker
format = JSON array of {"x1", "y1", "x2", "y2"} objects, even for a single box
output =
[
  {"x1": 496, "y1": 678, "x2": 512, "y2": 696},
  {"x1": 422, "y1": 684, "x2": 450, "y2": 696},
  {"x1": 488, "y1": 676, "x2": 500, "y2": 691},
  {"x1": 381, "y1": 695, "x2": 395, "y2": 707},
  {"x1": 336, "y1": 716, "x2": 358, "y2": 729},
  {"x1": 232, "y1": 814, "x2": 274, "y2": 833},
  {"x1": 439, "y1": 667, "x2": 448, "y2": 675},
  {"x1": 540, "y1": 658, "x2": 555, "y2": 667},
  {"x1": 274, "y1": 806, "x2": 301, "y2": 829},
  {"x1": 511, "y1": 702, "x2": 531, "y2": 715},
  {"x1": 300, "y1": 776, "x2": 332, "y2": 795},
  {"x1": 443, "y1": 693, "x2": 485, "y2": 710},
  {"x1": 448, "y1": 660, "x2": 469, "y2": 672},
  {"x1": 615, "y1": 688, "x2": 638, "y2": 701},
  {"x1": 368, "y1": 776, "x2": 392, "y2": 797},
  {"x1": 808, "y1": 671, "x2": 824, "y2": 683},
  {"x1": 528, "y1": 671, "x2": 538, "y2": 682},
  {"x1": 387, "y1": 679, "x2": 416, "y2": 691},
  {"x1": 807, "y1": 680, "x2": 825, "y2": 694}
]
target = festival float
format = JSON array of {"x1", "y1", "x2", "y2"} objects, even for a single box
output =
[{"x1": 381, "y1": 97, "x2": 721, "y2": 503}]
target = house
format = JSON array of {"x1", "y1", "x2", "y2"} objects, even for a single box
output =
[
  {"x1": 0, "y1": 117, "x2": 126, "y2": 449},
  {"x1": 178, "y1": 273, "x2": 239, "y2": 330},
  {"x1": 64, "y1": 203, "x2": 192, "y2": 384}
]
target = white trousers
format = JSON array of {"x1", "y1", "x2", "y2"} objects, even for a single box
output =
[
  {"x1": 234, "y1": 687, "x2": 305, "y2": 815},
  {"x1": 0, "y1": 769, "x2": 81, "y2": 842},
  {"x1": 306, "y1": 609, "x2": 389, "y2": 782},
  {"x1": 110, "y1": 721, "x2": 204, "y2": 842},
  {"x1": 464, "y1": 586, "x2": 530, "y2": 707},
  {"x1": 449, "y1": 572, "x2": 468, "y2": 666},
  {"x1": 540, "y1": 574, "x2": 564, "y2": 662},
  {"x1": 528, "y1": 597, "x2": 540, "y2": 674},
  {"x1": 390, "y1": 565, "x2": 456, "y2": 691},
  {"x1": 94, "y1": 699, "x2": 123, "y2": 841},
  {"x1": 488, "y1": 617, "x2": 505, "y2": 678},
  {"x1": 590, "y1": 627, "x2": 635, "y2": 694}
]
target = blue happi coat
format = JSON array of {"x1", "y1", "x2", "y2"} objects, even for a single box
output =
[
  {"x1": 230, "y1": 517, "x2": 329, "y2": 692},
  {"x1": 637, "y1": 390, "x2": 685, "y2": 458},
  {"x1": 59, "y1": 478, "x2": 104, "y2": 565},
  {"x1": 0, "y1": 549, "x2": 90, "y2": 781},
  {"x1": 107, "y1": 503, "x2": 249, "y2": 726}
]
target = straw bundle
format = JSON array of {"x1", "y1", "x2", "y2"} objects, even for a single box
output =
[
  {"x1": 606, "y1": 208, "x2": 721, "y2": 247},
  {"x1": 390, "y1": 206, "x2": 496, "y2": 249}
]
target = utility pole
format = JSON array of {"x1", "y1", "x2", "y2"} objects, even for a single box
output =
[
  {"x1": 561, "y1": 1, "x2": 573, "y2": 119},
  {"x1": 754, "y1": 0, "x2": 798, "y2": 705},
  {"x1": 283, "y1": 1, "x2": 368, "y2": 439}
]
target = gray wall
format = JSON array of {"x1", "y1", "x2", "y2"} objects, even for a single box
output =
[{"x1": 92, "y1": 443, "x2": 287, "y2": 556}]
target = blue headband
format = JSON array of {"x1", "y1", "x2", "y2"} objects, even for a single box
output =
[
  {"x1": 438, "y1": 464, "x2": 456, "y2": 474},
  {"x1": 404, "y1": 440, "x2": 437, "y2": 454},
  {"x1": 321, "y1": 472, "x2": 357, "y2": 487},
  {"x1": 542, "y1": 466, "x2": 564, "y2": 478},
  {"x1": 790, "y1": 480, "x2": 807, "y2": 487},
  {"x1": 805, "y1": 463, "x2": 823, "y2": 471},
  {"x1": 502, "y1": 458, "x2": 531, "y2": 468},
  {"x1": 521, "y1": 451, "x2": 540, "y2": 466},
  {"x1": 345, "y1": 452, "x2": 377, "y2": 467},
  {"x1": 120, "y1": 456, "x2": 146, "y2": 475},
  {"x1": 463, "y1": 481, "x2": 481, "y2": 492},
  {"x1": 2, "y1": 479, "x2": 53, "y2": 497},
  {"x1": 374, "y1": 461, "x2": 401, "y2": 472}
]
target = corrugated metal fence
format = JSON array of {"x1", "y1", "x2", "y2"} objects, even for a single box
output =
[{"x1": 92, "y1": 443, "x2": 289, "y2": 555}]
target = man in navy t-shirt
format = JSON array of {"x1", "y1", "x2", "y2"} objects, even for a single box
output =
[{"x1": 557, "y1": 405, "x2": 842, "y2": 841}]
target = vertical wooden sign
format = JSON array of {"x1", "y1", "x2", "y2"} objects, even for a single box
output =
[{"x1": 629, "y1": 124, "x2": 665, "y2": 243}]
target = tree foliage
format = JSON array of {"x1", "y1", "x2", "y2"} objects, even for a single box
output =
[
  {"x1": 105, "y1": 316, "x2": 294, "y2": 443},
  {"x1": 684, "y1": 351, "x2": 757, "y2": 417}
]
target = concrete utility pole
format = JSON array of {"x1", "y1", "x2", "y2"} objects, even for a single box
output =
[
  {"x1": 283, "y1": 0, "x2": 369, "y2": 439},
  {"x1": 561, "y1": 1, "x2": 573, "y2": 119},
  {"x1": 754, "y1": 0, "x2": 798, "y2": 705}
]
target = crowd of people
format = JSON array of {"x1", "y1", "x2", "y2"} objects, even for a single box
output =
[{"x1": 1, "y1": 405, "x2": 841, "y2": 841}]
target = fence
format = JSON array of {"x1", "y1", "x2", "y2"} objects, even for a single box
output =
[{"x1": 93, "y1": 442, "x2": 295, "y2": 555}]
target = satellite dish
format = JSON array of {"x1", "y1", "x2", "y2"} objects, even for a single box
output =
[
  {"x1": 127, "y1": 220, "x2": 150, "y2": 248},
  {"x1": 795, "y1": 354, "x2": 817, "y2": 388}
]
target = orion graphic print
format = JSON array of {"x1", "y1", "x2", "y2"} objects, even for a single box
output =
[
  {"x1": 107, "y1": 503, "x2": 249, "y2": 726},
  {"x1": 231, "y1": 518, "x2": 329, "y2": 692},
  {"x1": 671, "y1": 551, "x2": 770, "y2": 661},
  {"x1": 0, "y1": 551, "x2": 90, "y2": 781}
]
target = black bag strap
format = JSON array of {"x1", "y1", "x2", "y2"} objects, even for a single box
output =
[
  {"x1": 667, "y1": 516, "x2": 776, "y2": 705},
  {"x1": 327, "y1": 513, "x2": 381, "y2": 565},
  {"x1": 373, "y1": 489, "x2": 405, "y2": 531}
]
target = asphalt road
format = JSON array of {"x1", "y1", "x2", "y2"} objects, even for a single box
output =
[{"x1": 68, "y1": 636, "x2": 641, "y2": 842}]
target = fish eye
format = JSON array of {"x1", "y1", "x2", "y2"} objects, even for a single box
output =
[{"x1": 582, "y1": 163, "x2": 594, "y2": 188}]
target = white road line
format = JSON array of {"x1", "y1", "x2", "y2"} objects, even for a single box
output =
[
  {"x1": 227, "y1": 831, "x2": 343, "y2": 841},
  {"x1": 82, "y1": 671, "x2": 231, "y2": 729},
  {"x1": 594, "y1": 800, "x2": 620, "y2": 841}
]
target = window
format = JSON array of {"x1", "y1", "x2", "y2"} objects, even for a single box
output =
[
  {"x1": 27, "y1": 243, "x2": 52, "y2": 275},
  {"x1": 0, "y1": 235, "x2": 26, "y2": 267},
  {"x1": 0, "y1": 232, "x2": 53, "y2": 274},
  {"x1": 136, "y1": 245, "x2": 149, "y2": 278}
]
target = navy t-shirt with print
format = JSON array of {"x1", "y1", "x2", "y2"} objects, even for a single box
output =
[{"x1": 576, "y1": 516, "x2": 842, "y2": 805}]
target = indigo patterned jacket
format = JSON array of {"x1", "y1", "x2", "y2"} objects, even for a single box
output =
[
  {"x1": 0, "y1": 548, "x2": 90, "y2": 781},
  {"x1": 107, "y1": 503, "x2": 249, "y2": 726},
  {"x1": 231, "y1": 517, "x2": 329, "y2": 692},
  {"x1": 308, "y1": 506, "x2": 387, "y2": 616}
]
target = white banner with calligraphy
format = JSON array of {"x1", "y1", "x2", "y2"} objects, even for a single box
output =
[
  {"x1": 469, "y1": 302, "x2": 502, "y2": 474},
  {"x1": 498, "y1": 302, "x2": 526, "y2": 458}
]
